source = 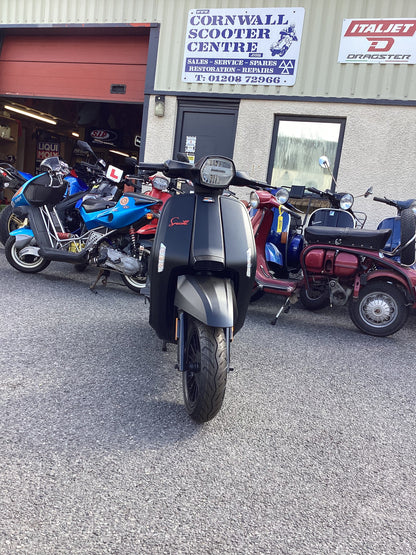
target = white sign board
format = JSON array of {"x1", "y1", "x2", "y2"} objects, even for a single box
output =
[
  {"x1": 182, "y1": 7, "x2": 304, "y2": 86},
  {"x1": 338, "y1": 18, "x2": 416, "y2": 64}
]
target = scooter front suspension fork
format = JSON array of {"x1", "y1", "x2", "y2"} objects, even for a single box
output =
[{"x1": 177, "y1": 312, "x2": 185, "y2": 372}]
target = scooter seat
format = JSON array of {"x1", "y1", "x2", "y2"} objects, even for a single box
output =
[
  {"x1": 304, "y1": 226, "x2": 392, "y2": 251},
  {"x1": 82, "y1": 197, "x2": 117, "y2": 212}
]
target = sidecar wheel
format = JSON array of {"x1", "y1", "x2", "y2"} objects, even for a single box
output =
[
  {"x1": 400, "y1": 208, "x2": 416, "y2": 266},
  {"x1": 0, "y1": 205, "x2": 25, "y2": 245},
  {"x1": 299, "y1": 283, "x2": 329, "y2": 310},
  {"x1": 348, "y1": 281, "x2": 408, "y2": 337},
  {"x1": 5, "y1": 236, "x2": 50, "y2": 273},
  {"x1": 182, "y1": 318, "x2": 227, "y2": 423}
]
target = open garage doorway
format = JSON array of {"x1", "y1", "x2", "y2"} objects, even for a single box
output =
[{"x1": 0, "y1": 97, "x2": 143, "y2": 175}]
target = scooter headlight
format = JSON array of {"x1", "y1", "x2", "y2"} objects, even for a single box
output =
[
  {"x1": 250, "y1": 191, "x2": 260, "y2": 209},
  {"x1": 152, "y1": 176, "x2": 169, "y2": 191},
  {"x1": 200, "y1": 157, "x2": 235, "y2": 188},
  {"x1": 275, "y1": 188, "x2": 289, "y2": 205},
  {"x1": 340, "y1": 193, "x2": 354, "y2": 210}
]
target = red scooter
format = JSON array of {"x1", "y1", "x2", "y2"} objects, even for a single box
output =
[
  {"x1": 117, "y1": 165, "x2": 194, "y2": 292},
  {"x1": 250, "y1": 187, "x2": 416, "y2": 336}
]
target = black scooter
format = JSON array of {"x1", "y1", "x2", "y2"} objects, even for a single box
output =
[{"x1": 139, "y1": 156, "x2": 258, "y2": 423}]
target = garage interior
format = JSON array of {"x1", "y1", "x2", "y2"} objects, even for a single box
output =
[
  {"x1": 0, "y1": 27, "x2": 149, "y2": 204},
  {"x1": 0, "y1": 98, "x2": 143, "y2": 203}
]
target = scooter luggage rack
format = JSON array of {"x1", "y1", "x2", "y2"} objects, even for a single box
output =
[{"x1": 304, "y1": 226, "x2": 392, "y2": 251}]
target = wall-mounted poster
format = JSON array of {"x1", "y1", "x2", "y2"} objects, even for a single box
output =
[
  {"x1": 338, "y1": 18, "x2": 416, "y2": 64},
  {"x1": 182, "y1": 7, "x2": 305, "y2": 86}
]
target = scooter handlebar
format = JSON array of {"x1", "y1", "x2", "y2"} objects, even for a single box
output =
[
  {"x1": 306, "y1": 186, "x2": 322, "y2": 196},
  {"x1": 138, "y1": 163, "x2": 167, "y2": 174},
  {"x1": 280, "y1": 203, "x2": 304, "y2": 218},
  {"x1": 231, "y1": 171, "x2": 268, "y2": 190},
  {"x1": 373, "y1": 196, "x2": 396, "y2": 207}
]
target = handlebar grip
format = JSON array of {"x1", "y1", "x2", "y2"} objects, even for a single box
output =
[
  {"x1": 138, "y1": 163, "x2": 167, "y2": 174},
  {"x1": 373, "y1": 196, "x2": 396, "y2": 207},
  {"x1": 306, "y1": 186, "x2": 322, "y2": 195}
]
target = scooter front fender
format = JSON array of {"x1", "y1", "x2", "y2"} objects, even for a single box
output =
[
  {"x1": 174, "y1": 275, "x2": 235, "y2": 328},
  {"x1": 10, "y1": 228, "x2": 34, "y2": 249}
]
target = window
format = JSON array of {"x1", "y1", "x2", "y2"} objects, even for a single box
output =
[{"x1": 267, "y1": 116, "x2": 346, "y2": 193}]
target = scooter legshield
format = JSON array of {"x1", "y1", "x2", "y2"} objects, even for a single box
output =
[{"x1": 174, "y1": 275, "x2": 235, "y2": 328}]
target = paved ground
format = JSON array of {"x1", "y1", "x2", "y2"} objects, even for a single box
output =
[{"x1": 1, "y1": 246, "x2": 416, "y2": 554}]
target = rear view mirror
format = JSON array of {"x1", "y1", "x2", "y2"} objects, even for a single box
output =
[{"x1": 319, "y1": 155, "x2": 330, "y2": 169}]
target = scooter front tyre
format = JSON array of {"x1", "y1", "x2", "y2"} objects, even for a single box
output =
[
  {"x1": 348, "y1": 281, "x2": 408, "y2": 337},
  {"x1": 183, "y1": 318, "x2": 227, "y2": 423},
  {"x1": 5, "y1": 236, "x2": 50, "y2": 273},
  {"x1": 0, "y1": 205, "x2": 25, "y2": 245}
]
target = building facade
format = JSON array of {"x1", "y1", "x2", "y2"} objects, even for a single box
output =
[{"x1": 0, "y1": 0, "x2": 415, "y2": 225}]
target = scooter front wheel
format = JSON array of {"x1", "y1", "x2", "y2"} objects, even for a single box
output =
[
  {"x1": 183, "y1": 318, "x2": 227, "y2": 423},
  {"x1": 5, "y1": 236, "x2": 50, "y2": 273},
  {"x1": 348, "y1": 281, "x2": 408, "y2": 337},
  {"x1": 0, "y1": 205, "x2": 25, "y2": 245}
]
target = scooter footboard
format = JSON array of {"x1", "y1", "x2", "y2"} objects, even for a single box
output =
[{"x1": 174, "y1": 275, "x2": 236, "y2": 328}]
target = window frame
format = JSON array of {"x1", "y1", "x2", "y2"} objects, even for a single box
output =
[{"x1": 266, "y1": 115, "x2": 346, "y2": 193}]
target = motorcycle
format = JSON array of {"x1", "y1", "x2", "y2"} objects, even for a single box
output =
[
  {"x1": 4, "y1": 154, "x2": 162, "y2": 292},
  {"x1": 0, "y1": 140, "x2": 109, "y2": 245},
  {"x1": 0, "y1": 163, "x2": 34, "y2": 243},
  {"x1": 139, "y1": 155, "x2": 257, "y2": 422},
  {"x1": 250, "y1": 186, "x2": 416, "y2": 337},
  {"x1": 0, "y1": 162, "x2": 32, "y2": 200},
  {"x1": 270, "y1": 26, "x2": 297, "y2": 57},
  {"x1": 373, "y1": 195, "x2": 416, "y2": 266}
]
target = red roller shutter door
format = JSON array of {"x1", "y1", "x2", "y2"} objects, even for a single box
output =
[{"x1": 0, "y1": 33, "x2": 148, "y2": 102}]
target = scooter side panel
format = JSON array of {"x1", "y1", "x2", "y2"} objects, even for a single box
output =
[
  {"x1": 80, "y1": 195, "x2": 151, "y2": 230},
  {"x1": 220, "y1": 195, "x2": 256, "y2": 334},
  {"x1": 149, "y1": 194, "x2": 196, "y2": 341}
]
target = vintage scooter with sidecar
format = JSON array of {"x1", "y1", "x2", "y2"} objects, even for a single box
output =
[
  {"x1": 250, "y1": 186, "x2": 416, "y2": 337},
  {"x1": 373, "y1": 195, "x2": 416, "y2": 266}
]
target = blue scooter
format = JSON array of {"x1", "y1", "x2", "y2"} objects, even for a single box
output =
[
  {"x1": 374, "y1": 195, "x2": 416, "y2": 266},
  {"x1": 4, "y1": 155, "x2": 161, "y2": 292},
  {"x1": 0, "y1": 158, "x2": 91, "y2": 245}
]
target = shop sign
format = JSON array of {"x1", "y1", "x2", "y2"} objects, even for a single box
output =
[
  {"x1": 88, "y1": 129, "x2": 119, "y2": 145},
  {"x1": 338, "y1": 18, "x2": 416, "y2": 63},
  {"x1": 182, "y1": 7, "x2": 304, "y2": 86},
  {"x1": 36, "y1": 141, "x2": 60, "y2": 161}
]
